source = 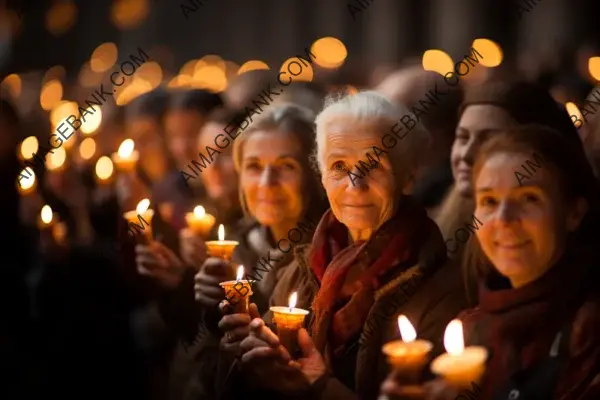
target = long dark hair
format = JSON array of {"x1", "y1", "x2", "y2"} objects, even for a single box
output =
[{"x1": 464, "y1": 124, "x2": 600, "y2": 290}]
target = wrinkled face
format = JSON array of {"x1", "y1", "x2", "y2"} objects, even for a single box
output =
[
  {"x1": 240, "y1": 130, "x2": 304, "y2": 227},
  {"x1": 197, "y1": 121, "x2": 238, "y2": 200},
  {"x1": 321, "y1": 117, "x2": 402, "y2": 234},
  {"x1": 474, "y1": 151, "x2": 585, "y2": 288},
  {"x1": 452, "y1": 105, "x2": 517, "y2": 197},
  {"x1": 126, "y1": 116, "x2": 169, "y2": 180},
  {"x1": 165, "y1": 110, "x2": 204, "y2": 165}
]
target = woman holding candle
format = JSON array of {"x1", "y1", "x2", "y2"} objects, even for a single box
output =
[
  {"x1": 225, "y1": 92, "x2": 467, "y2": 399},
  {"x1": 382, "y1": 125, "x2": 600, "y2": 399},
  {"x1": 434, "y1": 80, "x2": 583, "y2": 303}
]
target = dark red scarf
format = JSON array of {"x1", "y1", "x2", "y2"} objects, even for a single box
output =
[{"x1": 309, "y1": 197, "x2": 444, "y2": 354}]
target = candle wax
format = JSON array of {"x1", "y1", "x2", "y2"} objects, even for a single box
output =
[
  {"x1": 220, "y1": 280, "x2": 253, "y2": 314},
  {"x1": 205, "y1": 240, "x2": 239, "y2": 260},
  {"x1": 185, "y1": 212, "x2": 216, "y2": 238},
  {"x1": 431, "y1": 346, "x2": 488, "y2": 389},
  {"x1": 270, "y1": 306, "x2": 309, "y2": 356},
  {"x1": 123, "y1": 209, "x2": 154, "y2": 243},
  {"x1": 382, "y1": 339, "x2": 433, "y2": 374}
]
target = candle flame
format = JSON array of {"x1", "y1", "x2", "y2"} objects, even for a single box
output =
[
  {"x1": 118, "y1": 139, "x2": 134, "y2": 157},
  {"x1": 218, "y1": 224, "x2": 225, "y2": 241},
  {"x1": 398, "y1": 315, "x2": 416, "y2": 342},
  {"x1": 193, "y1": 206, "x2": 206, "y2": 218},
  {"x1": 236, "y1": 265, "x2": 244, "y2": 281},
  {"x1": 136, "y1": 198, "x2": 150, "y2": 214},
  {"x1": 289, "y1": 292, "x2": 298, "y2": 310},
  {"x1": 41, "y1": 205, "x2": 53, "y2": 224},
  {"x1": 443, "y1": 319, "x2": 464, "y2": 356}
]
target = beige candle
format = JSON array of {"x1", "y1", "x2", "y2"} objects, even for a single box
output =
[
  {"x1": 431, "y1": 319, "x2": 488, "y2": 390},
  {"x1": 185, "y1": 206, "x2": 216, "y2": 238},
  {"x1": 382, "y1": 315, "x2": 433, "y2": 378},
  {"x1": 206, "y1": 224, "x2": 239, "y2": 260},
  {"x1": 111, "y1": 139, "x2": 139, "y2": 172},
  {"x1": 219, "y1": 265, "x2": 253, "y2": 314},
  {"x1": 38, "y1": 205, "x2": 54, "y2": 230},
  {"x1": 270, "y1": 292, "x2": 310, "y2": 355},
  {"x1": 123, "y1": 198, "x2": 154, "y2": 241}
]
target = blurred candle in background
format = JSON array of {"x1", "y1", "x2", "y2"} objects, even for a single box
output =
[{"x1": 112, "y1": 139, "x2": 139, "y2": 172}]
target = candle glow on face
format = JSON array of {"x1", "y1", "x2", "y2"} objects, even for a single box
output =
[
  {"x1": 118, "y1": 139, "x2": 135, "y2": 158},
  {"x1": 236, "y1": 265, "x2": 244, "y2": 281},
  {"x1": 398, "y1": 315, "x2": 417, "y2": 343},
  {"x1": 41, "y1": 205, "x2": 53, "y2": 224},
  {"x1": 194, "y1": 205, "x2": 206, "y2": 218},
  {"x1": 444, "y1": 319, "x2": 465, "y2": 356},
  {"x1": 289, "y1": 291, "x2": 298, "y2": 311},
  {"x1": 136, "y1": 198, "x2": 150, "y2": 214},
  {"x1": 218, "y1": 224, "x2": 225, "y2": 241}
]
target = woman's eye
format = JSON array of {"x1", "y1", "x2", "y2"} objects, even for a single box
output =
[
  {"x1": 523, "y1": 193, "x2": 541, "y2": 204},
  {"x1": 244, "y1": 162, "x2": 261, "y2": 171},
  {"x1": 479, "y1": 196, "x2": 497, "y2": 207},
  {"x1": 281, "y1": 162, "x2": 296, "y2": 171},
  {"x1": 331, "y1": 161, "x2": 347, "y2": 172}
]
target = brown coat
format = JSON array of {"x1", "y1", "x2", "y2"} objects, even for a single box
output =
[{"x1": 218, "y1": 238, "x2": 468, "y2": 399}]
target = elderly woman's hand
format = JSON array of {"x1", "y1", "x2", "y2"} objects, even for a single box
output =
[
  {"x1": 380, "y1": 371, "x2": 460, "y2": 400},
  {"x1": 135, "y1": 241, "x2": 188, "y2": 289},
  {"x1": 239, "y1": 318, "x2": 327, "y2": 394},
  {"x1": 179, "y1": 228, "x2": 208, "y2": 268},
  {"x1": 194, "y1": 258, "x2": 234, "y2": 307},
  {"x1": 218, "y1": 301, "x2": 261, "y2": 356}
]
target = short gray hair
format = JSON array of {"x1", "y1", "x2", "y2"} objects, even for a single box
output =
[{"x1": 314, "y1": 90, "x2": 430, "y2": 179}]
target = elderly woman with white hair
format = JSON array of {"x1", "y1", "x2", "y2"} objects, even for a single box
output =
[{"x1": 218, "y1": 91, "x2": 467, "y2": 399}]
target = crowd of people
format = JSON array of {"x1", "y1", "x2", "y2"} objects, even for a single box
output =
[{"x1": 2, "y1": 58, "x2": 600, "y2": 400}]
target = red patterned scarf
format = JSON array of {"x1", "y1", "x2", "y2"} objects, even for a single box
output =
[{"x1": 309, "y1": 197, "x2": 443, "y2": 354}]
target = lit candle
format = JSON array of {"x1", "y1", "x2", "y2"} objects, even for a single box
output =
[
  {"x1": 219, "y1": 265, "x2": 254, "y2": 314},
  {"x1": 16, "y1": 167, "x2": 36, "y2": 195},
  {"x1": 431, "y1": 319, "x2": 488, "y2": 390},
  {"x1": 382, "y1": 315, "x2": 433, "y2": 378},
  {"x1": 270, "y1": 292, "x2": 310, "y2": 355},
  {"x1": 95, "y1": 156, "x2": 114, "y2": 185},
  {"x1": 38, "y1": 205, "x2": 54, "y2": 230},
  {"x1": 185, "y1": 206, "x2": 216, "y2": 238},
  {"x1": 123, "y1": 198, "x2": 155, "y2": 241},
  {"x1": 111, "y1": 139, "x2": 139, "y2": 172},
  {"x1": 205, "y1": 224, "x2": 239, "y2": 260}
]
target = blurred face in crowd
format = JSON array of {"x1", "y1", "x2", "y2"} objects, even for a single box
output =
[
  {"x1": 127, "y1": 116, "x2": 169, "y2": 180},
  {"x1": 321, "y1": 117, "x2": 403, "y2": 242},
  {"x1": 197, "y1": 121, "x2": 238, "y2": 201},
  {"x1": 452, "y1": 105, "x2": 518, "y2": 197},
  {"x1": 474, "y1": 150, "x2": 586, "y2": 288},
  {"x1": 240, "y1": 129, "x2": 304, "y2": 230},
  {"x1": 165, "y1": 109, "x2": 204, "y2": 165}
]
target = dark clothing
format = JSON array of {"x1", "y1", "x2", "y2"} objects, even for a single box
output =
[{"x1": 461, "y1": 252, "x2": 600, "y2": 399}]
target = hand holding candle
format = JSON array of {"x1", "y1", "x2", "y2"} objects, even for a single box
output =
[
  {"x1": 219, "y1": 265, "x2": 253, "y2": 314},
  {"x1": 111, "y1": 139, "x2": 139, "y2": 172},
  {"x1": 382, "y1": 315, "x2": 433, "y2": 379},
  {"x1": 431, "y1": 319, "x2": 488, "y2": 390},
  {"x1": 270, "y1": 292, "x2": 309, "y2": 356},
  {"x1": 185, "y1": 206, "x2": 216, "y2": 238},
  {"x1": 206, "y1": 224, "x2": 239, "y2": 261}
]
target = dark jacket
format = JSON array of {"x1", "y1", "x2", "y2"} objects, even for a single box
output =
[{"x1": 217, "y1": 234, "x2": 468, "y2": 399}]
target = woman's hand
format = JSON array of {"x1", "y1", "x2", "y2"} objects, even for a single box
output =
[
  {"x1": 179, "y1": 228, "x2": 208, "y2": 268},
  {"x1": 380, "y1": 372, "x2": 460, "y2": 400},
  {"x1": 218, "y1": 302, "x2": 261, "y2": 356},
  {"x1": 135, "y1": 241, "x2": 188, "y2": 289},
  {"x1": 239, "y1": 318, "x2": 327, "y2": 394},
  {"x1": 193, "y1": 258, "x2": 234, "y2": 307}
]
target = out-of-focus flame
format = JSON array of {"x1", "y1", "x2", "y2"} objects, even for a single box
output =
[
  {"x1": 118, "y1": 139, "x2": 135, "y2": 158},
  {"x1": 95, "y1": 156, "x2": 114, "y2": 180},
  {"x1": 218, "y1": 224, "x2": 225, "y2": 241},
  {"x1": 136, "y1": 198, "x2": 150, "y2": 214},
  {"x1": 444, "y1": 319, "x2": 464, "y2": 356},
  {"x1": 289, "y1": 292, "x2": 298, "y2": 310},
  {"x1": 41, "y1": 205, "x2": 53, "y2": 224},
  {"x1": 194, "y1": 206, "x2": 206, "y2": 218},
  {"x1": 236, "y1": 266, "x2": 244, "y2": 281},
  {"x1": 398, "y1": 315, "x2": 416, "y2": 342}
]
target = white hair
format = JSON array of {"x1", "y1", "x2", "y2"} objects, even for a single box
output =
[{"x1": 314, "y1": 90, "x2": 430, "y2": 178}]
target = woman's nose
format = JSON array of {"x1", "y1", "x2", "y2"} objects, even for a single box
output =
[
  {"x1": 497, "y1": 200, "x2": 519, "y2": 223},
  {"x1": 259, "y1": 166, "x2": 277, "y2": 187}
]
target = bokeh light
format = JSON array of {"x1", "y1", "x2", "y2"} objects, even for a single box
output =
[
  {"x1": 46, "y1": 1, "x2": 78, "y2": 36},
  {"x1": 238, "y1": 60, "x2": 270, "y2": 75},
  {"x1": 47, "y1": 147, "x2": 67, "y2": 171},
  {"x1": 79, "y1": 138, "x2": 97, "y2": 160},
  {"x1": 111, "y1": 0, "x2": 150, "y2": 30},
  {"x1": 1, "y1": 74, "x2": 22, "y2": 98},
  {"x1": 279, "y1": 58, "x2": 314, "y2": 82},
  {"x1": 80, "y1": 107, "x2": 103, "y2": 135},
  {"x1": 40, "y1": 80, "x2": 64, "y2": 111},
  {"x1": 134, "y1": 61, "x2": 163, "y2": 90},
  {"x1": 90, "y1": 42, "x2": 118, "y2": 73},
  {"x1": 20, "y1": 137, "x2": 39, "y2": 160},
  {"x1": 471, "y1": 38, "x2": 503, "y2": 67},
  {"x1": 422, "y1": 49, "x2": 455, "y2": 76},
  {"x1": 588, "y1": 57, "x2": 600, "y2": 81},
  {"x1": 311, "y1": 37, "x2": 347, "y2": 69}
]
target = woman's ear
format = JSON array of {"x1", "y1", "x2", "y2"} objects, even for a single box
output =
[{"x1": 566, "y1": 197, "x2": 589, "y2": 232}]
